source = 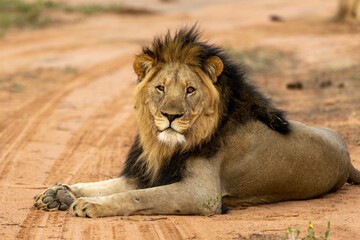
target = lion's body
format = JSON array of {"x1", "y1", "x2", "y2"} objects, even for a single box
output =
[
  {"x1": 220, "y1": 120, "x2": 350, "y2": 207},
  {"x1": 34, "y1": 26, "x2": 360, "y2": 218}
]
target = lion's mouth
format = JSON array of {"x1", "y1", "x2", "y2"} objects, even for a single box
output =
[
  {"x1": 159, "y1": 127, "x2": 178, "y2": 133},
  {"x1": 157, "y1": 128, "x2": 186, "y2": 146}
]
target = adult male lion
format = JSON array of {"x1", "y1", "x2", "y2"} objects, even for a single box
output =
[{"x1": 34, "y1": 26, "x2": 360, "y2": 217}]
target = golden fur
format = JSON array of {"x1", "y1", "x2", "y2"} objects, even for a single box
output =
[
  {"x1": 134, "y1": 62, "x2": 221, "y2": 182},
  {"x1": 34, "y1": 27, "x2": 360, "y2": 218},
  {"x1": 130, "y1": 27, "x2": 285, "y2": 185}
]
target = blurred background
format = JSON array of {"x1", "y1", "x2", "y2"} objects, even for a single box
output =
[{"x1": 0, "y1": 0, "x2": 359, "y2": 239}]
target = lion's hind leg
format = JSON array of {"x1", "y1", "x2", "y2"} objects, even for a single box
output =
[{"x1": 34, "y1": 183, "x2": 75, "y2": 211}]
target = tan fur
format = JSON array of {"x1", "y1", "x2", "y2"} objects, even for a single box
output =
[
  {"x1": 206, "y1": 56, "x2": 224, "y2": 81},
  {"x1": 336, "y1": 0, "x2": 360, "y2": 21},
  {"x1": 34, "y1": 28, "x2": 360, "y2": 218},
  {"x1": 34, "y1": 120, "x2": 358, "y2": 218},
  {"x1": 134, "y1": 61, "x2": 222, "y2": 183}
]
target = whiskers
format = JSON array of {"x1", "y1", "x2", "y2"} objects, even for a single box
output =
[
  {"x1": 154, "y1": 116, "x2": 190, "y2": 137},
  {"x1": 172, "y1": 119, "x2": 190, "y2": 133},
  {"x1": 154, "y1": 116, "x2": 170, "y2": 131}
]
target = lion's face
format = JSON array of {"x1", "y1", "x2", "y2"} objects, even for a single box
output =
[
  {"x1": 134, "y1": 54, "x2": 223, "y2": 151},
  {"x1": 143, "y1": 63, "x2": 209, "y2": 146}
]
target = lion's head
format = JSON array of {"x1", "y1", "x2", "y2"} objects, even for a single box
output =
[
  {"x1": 132, "y1": 27, "x2": 224, "y2": 179},
  {"x1": 135, "y1": 60, "x2": 223, "y2": 147},
  {"x1": 125, "y1": 26, "x2": 289, "y2": 185}
]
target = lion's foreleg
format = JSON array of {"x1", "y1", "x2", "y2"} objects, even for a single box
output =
[
  {"x1": 69, "y1": 177, "x2": 138, "y2": 198},
  {"x1": 70, "y1": 182, "x2": 221, "y2": 217},
  {"x1": 70, "y1": 160, "x2": 222, "y2": 217},
  {"x1": 34, "y1": 177, "x2": 138, "y2": 211}
]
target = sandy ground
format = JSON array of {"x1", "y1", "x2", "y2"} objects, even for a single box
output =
[{"x1": 0, "y1": 0, "x2": 360, "y2": 239}]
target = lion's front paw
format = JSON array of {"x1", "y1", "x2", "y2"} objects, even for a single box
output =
[
  {"x1": 34, "y1": 183, "x2": 75, "y2": 211},
  {"x1": 70, "y1": 198, "x2": 104, "y2": 218}
]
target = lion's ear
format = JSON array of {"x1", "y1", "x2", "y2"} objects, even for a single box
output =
[
  {"x1": 133, "y1": 54, "x2": 155, "y2": 80},
  {"x1": 206, "y1": 56, "x2": 223, "y2": 82}
]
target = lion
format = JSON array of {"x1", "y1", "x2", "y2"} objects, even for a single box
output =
[{"x1": 34, "y1": 26, "x2": 360, "y2": 217}]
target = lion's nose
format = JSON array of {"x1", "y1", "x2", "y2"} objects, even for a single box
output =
[{"x1": 161, "y1": 112, "x2": 183, "y2": 123}]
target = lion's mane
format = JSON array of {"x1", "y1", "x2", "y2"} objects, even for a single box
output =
[{"x1": 121, "y1": 26, "x2": 290, "y2": 188}]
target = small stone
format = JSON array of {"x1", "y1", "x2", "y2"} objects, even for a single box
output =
[
  {"x1": 269, "y1": 15, "x2": 284, "y2": 22},
  {"x1": 287, "y1": 81, "x2": 303, "y2": 90},
  {"x1": 320, "y1": 80, "x2": 332, "y2": 88},
  {"x1": 338, "y1": 83, "x2": 345, "y2": 88}
]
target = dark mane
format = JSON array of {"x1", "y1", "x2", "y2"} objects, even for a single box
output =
[
  {"x1": 122, "y1": 26, "x2": 290, "y2": 188},
  {"x1": 141, "y1": 26, "x2": 289, "y2": 134}
]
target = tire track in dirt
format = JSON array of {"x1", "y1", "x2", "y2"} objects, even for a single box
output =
[
  {"x1": 55, "y1": 113, "x2": 138, "y2": 240},
  {"x1": 0, "y1": 24, "x2": 109, "y2": 60},
  {"x1": 16, "y1": 82, "x2": 201, "y2": 239},
  {"x1": 0, "y1": 54, "x2": 132, "y2": 183},
  {"x1": 0, "y1": 31, "x2": 73, "y2": 59},
  {"x1": 170, "y1": 218, "x2": 197, "y2": 239},
  {"x1": 1, "y1": 40, "x2": 132, "y2": 72},
  {"x1": 121, "y1": 217, "x2": 196, "y2": 240},
  {"x1": 16, "y1": 73, "x2": 136, "y2": 240},
  {"x1": 45, "y1": 92, "x2": 135, "y2": 184},
  {"x1": 0, "y1": 20, "x2": 140, "y2": 73},
  {"x1": 2, "y1": 1, "x2": 360, "y2": 239},
  {"x1": 18, "y1": 116, "x2": 135, "y2": 240},
  {"x1": 0, "y1": 54, "x2": 134, "y2": 240},
  {"x1": 153, "y1": 221, "x2": 185, "y2": 239}
]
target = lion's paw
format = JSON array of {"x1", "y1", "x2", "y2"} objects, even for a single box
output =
[
  {"x1": 34, "y1": 183, "x2": 75, "y2": 211},
  {"x1": 70, "y1": 198, "x2": 103, "y2": 218}
]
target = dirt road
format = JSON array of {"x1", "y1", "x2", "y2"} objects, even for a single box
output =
[{"x1": 1, "y1": 0, "x2": 360, "y2": 239}]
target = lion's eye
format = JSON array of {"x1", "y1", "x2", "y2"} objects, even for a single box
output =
[
  {"x1": 156, "y1": 85, "x2": 165, "y2": 92},
  {"x1": 186, "y1": 87, "x2": 196, "y2": 94}
]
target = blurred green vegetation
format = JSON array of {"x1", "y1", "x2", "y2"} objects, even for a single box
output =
[
  {"x1": 9, "y1": 82, "x2": 25, "y2": 93},
  {"x1": 352, "y1": 74, "x2": 360, "y2": 81},
  {"x1": 0, "y1": 0, "x2": 58, "y2": 34},
  {"x1": 0, "y1": 0, "x2": 149, "y2": 36},
  {"x1": 64, "y1": 3, "x2": 124, "y2": 15},
  {"x1": 285, "y1": 221, "x2": 330, "y2": 240}
]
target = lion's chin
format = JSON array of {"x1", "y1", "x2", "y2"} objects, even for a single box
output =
[{"x1": 157, "y1": 129, "x2": 186, "y2": 147}]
